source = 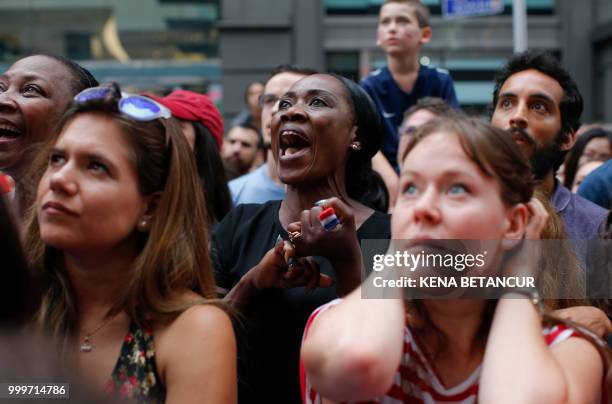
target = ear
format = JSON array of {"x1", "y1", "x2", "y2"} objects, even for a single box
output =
[
  {"x1": 559, "y1": 129, "x2": 577, "y2": 152},
  {"x1": 349, "y1": 125, "x2": 361, "y2": 150},
  {"x1": 419, "y1": 26, "x2": 432, "y2": 45},
  {"x1": 137, "y1": 191, "x2": 162, "y2": 233},
  {"x1": 500, "y1": 203, "x2": 529, "y2": 250}
]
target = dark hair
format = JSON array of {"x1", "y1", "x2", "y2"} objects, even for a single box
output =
[
  {"x1": 403, "y1": 97, "x2": 458, "y2": 121},
  {"x1": 243, "y1": 81, "x2": 263, "y2": 104},
  {"x1": 329, "y1": 74, "x2": 384, "y2": 202},
  {"x1": 357, "y1": 170, "x2": 389, "y2": 213},
  {"x1": 492, "y1": 50, "x2": 583, "y2": 138},
  {"x1": 29, "y1": 52, "x2": 98, "y2": 95},
  {"x1": 0, "y1": 197, "x2": 40, "y2": 327},
  {"x1": 267, "y1": 65, "x2": 319, "y2": 82},
  {"x1": 382, "y1": 0, "x2": 430, "y2": 27},
  {"x1": 563, "y1": 128, "x2": 612, "y2": 189},
  {"x1": 227, "y1": 122, "x2": 263, "y2": 149},
  {"x1": 192, "y1": 121, "x2": 233, "y2": 224}
]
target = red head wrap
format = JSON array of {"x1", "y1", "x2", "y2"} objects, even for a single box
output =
[{"x1": 146, "y1": 90, "x2": 224, "y2": 150}]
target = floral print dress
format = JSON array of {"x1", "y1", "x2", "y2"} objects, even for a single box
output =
[{"x1": 105, "y1": 321, "x2": 165, "y2": 403}]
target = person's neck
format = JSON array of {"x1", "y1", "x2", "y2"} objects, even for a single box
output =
[
  {"x1": 420, "y1": 299, "x2": 486, "y2": 358},
  {"x1": 539, "y1": 171, "x2": 557, "y2": 195},
  {"x1": 63, "y1": 246, "x2": 136, "y2": 318},
  {"x1": 387, "y1": 53, "x2": 420, "y2": 75},
  {"x1": 265, "y1": 151, "x2": 282, "y2": 185},
  {"x1": 279, "y1": 180, "x2": 353, "y2": 228}
]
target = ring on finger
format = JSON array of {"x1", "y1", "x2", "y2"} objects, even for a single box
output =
[{"x1": 288, "y1": 231, "x2": 302, "y2": 244}]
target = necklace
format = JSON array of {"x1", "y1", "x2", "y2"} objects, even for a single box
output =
[{"x1": 79, "y1": 315, "x2": 116, "y2": 353}]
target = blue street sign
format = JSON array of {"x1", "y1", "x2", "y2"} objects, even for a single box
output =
[{"x1": 442, "y1": 0, "x2": 505, "y2": 18}]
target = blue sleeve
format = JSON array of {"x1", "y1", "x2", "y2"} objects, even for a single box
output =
[
  {"x1": 577, "y1": 164, "x2": 611, "y2": 209},
  {"x1": 441, "y1": 74, "x2": 460, "y2": 109}
]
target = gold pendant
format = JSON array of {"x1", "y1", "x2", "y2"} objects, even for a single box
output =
[{"x1": 80, "y1": 337, "x2": 93, "y2": 353}]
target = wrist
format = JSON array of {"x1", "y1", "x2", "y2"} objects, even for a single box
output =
[
  {"x1": 501, "y1": 287, "x2": 543, "y2": 314},
  {"x1": 242, "y1": 269, "x2": 264, "y2": 292}
]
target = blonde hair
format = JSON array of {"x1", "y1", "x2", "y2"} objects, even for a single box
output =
[{"x1": 23, "y1": 85, "x2": 219, "y2": 343}]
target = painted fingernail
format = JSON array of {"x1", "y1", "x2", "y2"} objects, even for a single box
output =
[{"x1": 287, "y1": 257, "x2": 296, "y2": 267}]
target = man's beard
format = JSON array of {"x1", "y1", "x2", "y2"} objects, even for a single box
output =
[{"x1": 509, "y1": 127, "x2": 566, "y2": 180}]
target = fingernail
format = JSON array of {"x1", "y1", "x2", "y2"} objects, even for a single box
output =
[
  {"x1": 287, "y1": 257, "x2": 296, "y2": 267},
  {"x1": 276, "y1": 234, "x2": 283, "y2": 243},
  {"x1": 314, "y1": 199, "x2": 327, "y2": 207}
]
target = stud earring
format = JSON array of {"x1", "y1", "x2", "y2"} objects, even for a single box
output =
[
  {"x1": 138, "y1": 219, "x2": 149, "y2": 232},
  {"x1": 350, "y1": 143, "x2": 362, "y2": 151}
]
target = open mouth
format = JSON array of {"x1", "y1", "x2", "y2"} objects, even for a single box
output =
[
  {"x1": 0, "y1": 123, "x2": 23, "y2": 140},
  {"x1": 279, "y1": 129, "x2": 310, "y2": 159}
]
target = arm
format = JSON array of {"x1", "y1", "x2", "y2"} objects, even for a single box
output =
[
  {"x1": 553, "y1": 306, "x2": 611, "y2": 339},
  {"x1": 479, "y1": 298, "x2": 603, "y2": 404},
  {"x1": 161, "y1": 305, "x2": 237, "y2": 404},
  {"x1": 301, "y1": 273, "x2": 405, "y2": 401},
  {"x1": 371, "y1": 151, "x2": 398, "y2": 212},
  {"x1": 440, "y1": 73, "x2": 460, "y2": 109}
]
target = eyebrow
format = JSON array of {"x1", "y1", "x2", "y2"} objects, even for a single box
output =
[
  {"x1": 52, "y1": 147, "x2": 119, "y2": 173},
  {"x1": 499, "y1": 91, "x2": 556, "y2": 105},
  {"x1": 0, "y1": 72, "x2": 48, "y2": 83},
  {"x1": 401, "y1": 168, "x2": 479, "y2": 181},
  {"x1": 281, "y1": 89, "x2": 338, "y2": 100}
]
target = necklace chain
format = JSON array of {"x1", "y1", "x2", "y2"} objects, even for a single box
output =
[{"x1": 79, "y1": 315, "x2": 116, "y2": 353}]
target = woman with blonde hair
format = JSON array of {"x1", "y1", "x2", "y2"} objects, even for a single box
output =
[{"x1": 23, "y1": 83, "x2": 236, "y2": 403}]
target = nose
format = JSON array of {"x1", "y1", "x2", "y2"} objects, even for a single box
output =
[
  {"x1": 509, "y1": 101, "x2": 528, "y2": 130},
  {"x1": 279, "y1": 103, "x2": 307, "y2": 123},
  {"x1": 48, "y1": 165, "x2": 78, "y2": 196},
  {"x1": 0, "y1": 87, "x2": 18, "y2": 111},
  {"x1": 411, "y1": 186, "x2": 441, "y2": 226}
]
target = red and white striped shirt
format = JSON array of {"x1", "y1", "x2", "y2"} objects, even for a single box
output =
[{"x1": 301, "y1": 299, "x2": 579, "y2": 404}]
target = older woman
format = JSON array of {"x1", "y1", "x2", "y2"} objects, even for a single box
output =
[
  {"x1": 0, "y1": 53, "x2": 98, "y2": 214},
  {"x1": 24, "y1": 83, "x2": 236, "y2": 403},
  {"x1": 213, "y1": 73, "x2": 391, "y2": 402}
]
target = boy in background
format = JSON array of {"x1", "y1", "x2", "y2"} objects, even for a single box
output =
[{"x1": 363, "y1": 0, "x2": 459, "y2": 207}]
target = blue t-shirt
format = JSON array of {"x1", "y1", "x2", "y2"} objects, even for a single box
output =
[
  {"x1": 361, "y1": 65, "x2": 459, "y2": 170},
  {"x1": 228, "y1": 163, "x2": 285, "y2": 206},
  {"x1": 577, "y1": 160, "x2": 611, "y2": 210}
]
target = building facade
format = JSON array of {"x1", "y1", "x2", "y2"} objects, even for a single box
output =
[
  {"x1": 1, "y1": 1, "x2": 611, "y2": 123},
  {"x1": 220, "y1": 0, "x2": 612, "y2": 123}
]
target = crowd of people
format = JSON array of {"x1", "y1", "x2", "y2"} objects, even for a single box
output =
[{"x1": 1, "y1": 0, "x2": 611, "y2": 403}]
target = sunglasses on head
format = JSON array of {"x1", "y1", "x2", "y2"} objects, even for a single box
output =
[{"x1": 74, "y1": 86, "x2": 172, "y2": 122}]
